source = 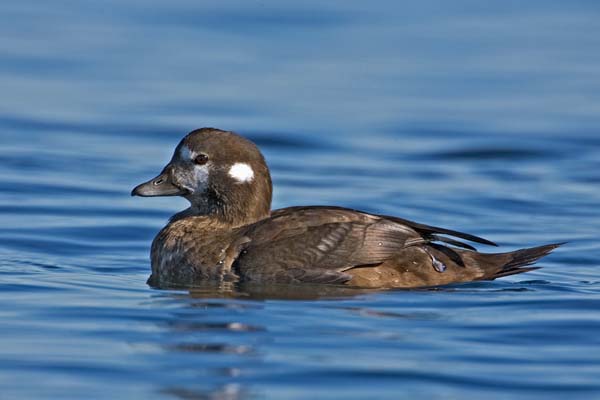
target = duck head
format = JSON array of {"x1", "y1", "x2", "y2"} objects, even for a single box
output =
[{"x1": 132, "y1": 128, "x2": 272, "y2": 226}]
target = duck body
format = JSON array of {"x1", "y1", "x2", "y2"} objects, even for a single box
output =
[{"x1": 133, "y1": 128, "x2": 560, "y2": 289}]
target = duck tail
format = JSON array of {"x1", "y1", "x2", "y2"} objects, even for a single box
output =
[{"x1": 485, "y1": 242, "x2": 564, "y2": 279}]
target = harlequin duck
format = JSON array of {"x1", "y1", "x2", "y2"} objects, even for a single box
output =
[{"x1": 132, "y1": 128, "x2": 561, "y2": 289}]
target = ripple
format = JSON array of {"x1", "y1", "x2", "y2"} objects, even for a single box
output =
[
  {"x1": 2, "y1": 1, "x2": 600, "y2": 399},
  {"x1": 428, "y1": 147, "x2": 553, "y2": 161},
  {"x1": 169, "y1": 343, "x2": 255, "y2": 355},
  {"x1": 166, "y1": 321, "x2": 265, "y2": 333}
]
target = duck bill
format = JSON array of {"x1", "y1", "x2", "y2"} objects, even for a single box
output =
[{"x1": 131, "y1": 171, "x2": 185, "y2": 197}]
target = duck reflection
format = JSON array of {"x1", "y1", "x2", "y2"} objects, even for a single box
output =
[
  {"x1": 158, "y1": 281, "x2": 381, "y2": 301},
  {"x1": 163, "y1": 384, "x2": 247, "y2": 400},
  {"x1": 152, "y1": 282, "x2": 405, "y2": 399},
  {"x1": 167, "y1": 320, "x2": 264, "y2": 333},
  {"x1": 155, "y1": 297, "x2": 260, "y2": 399}
]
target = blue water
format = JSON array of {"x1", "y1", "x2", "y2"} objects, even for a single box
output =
[{"x1": 2, "y1": 1, "x2": 600, "y2": 398}]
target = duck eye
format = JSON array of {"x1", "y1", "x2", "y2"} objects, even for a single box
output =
[{"x1": 194, "y1": 154, "x2": 209, "y2": 165}]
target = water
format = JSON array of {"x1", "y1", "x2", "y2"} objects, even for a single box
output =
[{"x1": 1, "y1": 1, "x2": 600, "y2": 398}]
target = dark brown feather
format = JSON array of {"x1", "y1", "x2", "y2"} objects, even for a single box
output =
[
  {"x1": 381, "y1": 215, "x2": 498, "y2": 247},
  {"x1": 271, "y1": 205, "x2": 497, "y2": 247},
  {"x1": 235, "y1": 208, "x2": 427, "y2": 283},
  {"x1": 140, "y1": 129, "x2": 559, "y2": 289},
  {"x1": 345, "y1": 242, "x2": 563, "y2": 288},
  {"x1": 429, "y1": 235, "x2": 477, "y2": 251}
]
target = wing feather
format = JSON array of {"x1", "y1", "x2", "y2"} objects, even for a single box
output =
[{"x1": 235, "y1": 206, "x2": 495, "y2": 284}]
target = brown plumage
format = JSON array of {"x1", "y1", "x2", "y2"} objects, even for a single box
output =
[{"x1": 132, "y1": 128, "x2": 562, "y2": 289}]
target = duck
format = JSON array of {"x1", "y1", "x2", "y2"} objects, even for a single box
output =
[{"x1": 132, "y1": 128, "x2": 561, "y2": 289}]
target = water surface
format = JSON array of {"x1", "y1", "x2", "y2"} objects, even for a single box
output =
[{"x1": 1, "y1": 1, "x2": 600, "y2": 399}]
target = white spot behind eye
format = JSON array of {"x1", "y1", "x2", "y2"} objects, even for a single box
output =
[
  {"x1": 228, "y1": 163, "x2": 254, "y2": 183},
  {"x1": 180, "y1": 145, "x2": 195, "y2": 161}
]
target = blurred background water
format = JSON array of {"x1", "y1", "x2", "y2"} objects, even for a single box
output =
[{"x1": 1, "y1": 1, "x2": 600, "y2": 399}]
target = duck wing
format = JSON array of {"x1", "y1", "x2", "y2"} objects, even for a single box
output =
[
  {"x1": 379, "y1": 214, "x2": 497, "y2": 247},
  {"x1": 272, "y1": 206, "x2": 496, "y2": 247},
  {"x1": 234, "y1": 206, "x2": 429, "y2": 284}
]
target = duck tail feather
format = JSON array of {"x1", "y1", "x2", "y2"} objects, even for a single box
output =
[{"x1": 491, "y1": 242, "x2": 564, "y2": 279}]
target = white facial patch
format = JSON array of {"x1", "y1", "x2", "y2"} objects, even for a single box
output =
[
  {"x1": 177, "y1": 145, "x2": 209, "y2": 194},
  {"x1": 191, "y1": 165, "x2": 209, "y2": 192},
  {"x1": 180, "y1": 145, "x2": 195, "y2": 161},
  {"x1": 228, "y1": 163, "x2": 254, "y2": 183}
]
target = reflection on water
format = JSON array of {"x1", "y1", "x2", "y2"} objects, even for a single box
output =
[
  {"x1": 153, "y1": 284, "x2": 450, "y2": 399},
  {"x1": 149, "y1": 278, "x2": 588, "y2": 398},
  {"x1": 187, "y1": 282, "x2": 381, "y2": 301},
  {"x1": 164, "y1": 385, "x2": 247, "y2": 400}
]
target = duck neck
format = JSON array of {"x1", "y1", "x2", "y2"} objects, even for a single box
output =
[{"x1": 175, "y1": 185, "x2": 272, "y2": 227}]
